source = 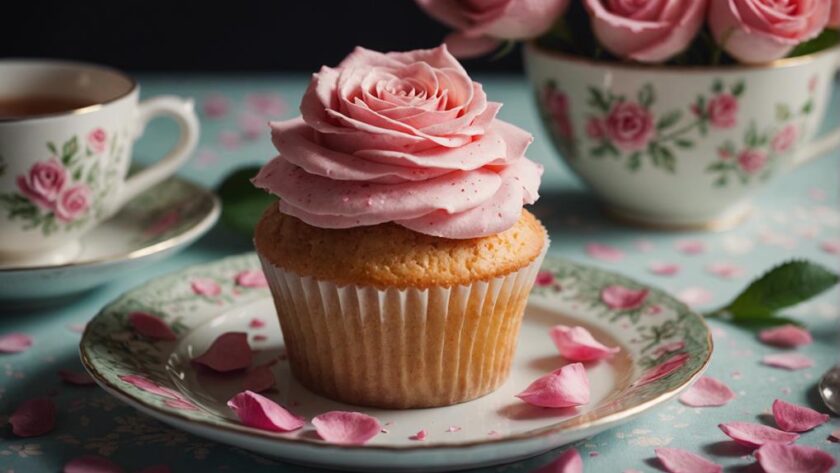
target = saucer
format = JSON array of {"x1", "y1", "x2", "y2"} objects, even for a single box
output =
[
  {"x1": 0, "y1": 175, "x2": 219, "y2": 300},
  {"x1": 81, "y1": 253, "x2": 711, "y2": 472}
]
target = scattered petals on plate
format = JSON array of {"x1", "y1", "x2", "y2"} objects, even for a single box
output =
[
  {"x1": 601, "y1": 285, "x2": 648, "y2": 310},
  {"x1": 0, "y1": 332, "x2": 33, "y2": 353},
  {"x1": 675, "y1": 240, "x2": 705, "y2": 255},
  {"x1": 654, "y1": 447, "x2": 721, "y2": 473},
  {"x1": 128, "y1": 312, "x2": 177, "y2": 341},
  {"x1": 549, "y1": 325, "x2": 619, "y2": 362},
  {"x1": 761, "y1": 353, "x2": 813, "y2": 370},
  {"x1": 227, "y1": 390, "x2": 305, "y2": 432},
  {"x1": 311, "y1": 411, "x2": 381, "y2": 445},
  {"x1": 241, "y1": 365, "x2": 276, "y2": 393},
  {"x1": 192, "y1": 332, "x2": 253, "y2": 372},
  {"x1": 717, "y1": 421, "x2": 799, "y2": 448},
  {"x1": 635, "y1": 353, "x2": 689, "y2": 386},
  {"x1": 410, "y1": 429, "x2": 428, "y2": 441},
  {"x1": 191, "y1": 278, "x2": 222, "y2": 297},
  {"x1": 59, "y1": 369, "x2": 95, "y2": 386},
  {"x1": 63, "y1": 455, "x2": 126, "y2": 473},
  {"x1": 771, "y1": 399, "x2": 829, "y2": 432},
  {"x1": 678, "y1": 376, "x2": 734, "y2": 407},
  {"x1": 648, "y1": 262, "x2": 680, "y2": 276},
  {"x1": 533, "y1": 448, "x2": 582, "y2": 473},
  {"x1": 118, "y1": 374, "x2": 181, "y2": 400},
  {"x1": 676, "y1": 287, "x2": 713, "y2": 307},
  {"x1": 516, "y1": 362, "x2": 590, "y2": 408},
  {"x1": 755, "y1": 443, "x2": 837, "y2": 473},
  {"x1": 758, "y1": 325, "x2": 812, "y2": 348},
  {"x1": 235, "y1": 270, "x2": 269, "y2": 288},
  {"x1": 9, "y1": 397, "x2": 56, "y2": 437},
  {"x1": 705, "y1": 262, "x2": 744, "y2": 279},
  {"x1": 586, "y1": 243, "x2": 624, "y2": 262}
]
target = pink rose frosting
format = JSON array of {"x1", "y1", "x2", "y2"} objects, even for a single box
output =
[{"x1": 253, "y1": 45, "x2": 542, "y2": 239}]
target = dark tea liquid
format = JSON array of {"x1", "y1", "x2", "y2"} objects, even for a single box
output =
[{"x1": 0, "y1": 95, "x2": 97, "y2": 119}]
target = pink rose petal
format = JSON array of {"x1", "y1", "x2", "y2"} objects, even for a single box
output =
[
  {"x1": 718, "y1": 421, "x2": 799, "y2": 448},
  {"x1": 249, "y1": 318, "x2": 266, "y2": 329},
  {"x1": 227, "y1": 390, "x2": 304, "y2": 432},
  {"x1": 236, "y1": 270, "x2": 269, "y2": 288},
  {"x1": 9, "y1": 397, "x2": 56, "y2": 437},
  {"x1": 128, "y1": 312, "x2": 177, "y2": 341},
  {"x1": 758, "y1": 325, "x2": 812, "y2": 348},
  {"x1": 59, "y1": 369, "x2": 95, "y2": 386},
  {"x1": 533, "y1": 448, "x2": 583, "y2": 473},
  {"x1": 677, "y1": 287, "x2": 713, "y2": 307},
  {"x1": 679, "y1": 376, "x2": 735, "y2": 407},
  {"x1": 636, "y1": 353, "x2": 689, "y2": 386},
  {"x1": 191, "y1": 278, "x2": 221, "y2": 297},
  {"x1": 242, "y1": 365, "x2": 276, "y2": 392},
  {"x1": 312, "y1": 411, "x2": 381, "y2": 445},
  {"x1": 63, "y1": 455, "x2": 125, "y2": 473},
  {"x1": 655, "y1": 447, "x2": 721, "y2": 473},
  {"x1": 762, "y1": 353, "x2": 813, "y2": 370},
  {"x1": 192, "y1": 332, "x2": 252, "y2": 372},
  {"x1": 516, "y1": 362, "x2": 590, "y2": 408},
  {"x1": 118, "y1": 375, "x2": 181, "y2": 400},
  {"x1": 0, "y1": 332, "x2": 33, "y2": 353},
  {"x1": 771, "y1": 399, "x2": 830, "y2": 432},
  {"x1": 705, "y1": 262, "x2": 745, "y2": 279},
  {"x1": 202, "y1": 94, "x2": 229, "y2": 119},
  {"x1": 163, "y1": 398, "x2": 199, "y2": 411},
  {"x1": 755, "y1": 443, "x2": 836, "y2": 473},
  {"x1": 410, "y1": 429, "x2": 427, "y2": 441},
  {"x1": 549, "y1": 325, "x2": 620, "y2": 361},
  {"x1": 586, "y1": 243, "x2": 624, "y2": 262},
  {"x1": 535, "y1": 270, "x2": 556, "y2": 287},
  {"x1": 675, "y1": 240, "x2": 706, "y2": 255},
  {"x1": 649, "y1": 261, "x2": 680, "y2": 276},
  {"x1": 601, "y1": 285, "x2": 649, "y2": 310}
]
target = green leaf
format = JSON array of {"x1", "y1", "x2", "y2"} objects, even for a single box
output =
[
  {"x1": 217, "y1": 166, "x2": 276, "y2": 235},
  {"x1": 712, "y1": 79, "x2": 723, "y2": 93},
  {"x1": 713, "y1": 176, "x2": 727, "y2": 187},
  {"x1": 627, "y1": 152, "x2": 642, "y2": 171},
  {"x1": 731, "y1": 81, "x2": 745, "y2": 97},
  {"x1": 729, "y1": 315, "x2": 804, "y2": 329},
  {"x1": 745, "y1": 123, "x2": 759, "y2": 148},
  {"x1": 802, "y1": 100, "x2": 813, "y2": 114},
  {"x1": 775, "y1": 104, "x2": 791, "y2": 121},
  {"x1": 47, "y1": 142, "x2": 58, "y2": 155},
  {"x1": 674, "y1": 139, "x2": 693, "y2": 149},
  {"x1": 721, "y1": 260, "x2": 839, "y2": 321},
  {"x1": 62, "y1": 136, "x2": 78, "y2": 161},
  {"x1": 637, "y1": 83, "x2": 655, "y2": 108},
  {"x1": 587, "y1": 87, "x2": 610, "y2": 112},
  {"x1": 787, "y1": 29, "x2": 839, "y2": 58},
  {"x1": 656, "y1": 110, "x2": 683, "y2": 131},
  {"x1": 706, "y1": 162, "x2": 729, "y2": 172}
]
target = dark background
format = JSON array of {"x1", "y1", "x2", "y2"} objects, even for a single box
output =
[{"x1": 1, "y1": 1, "x2": 523, "y2": 72}]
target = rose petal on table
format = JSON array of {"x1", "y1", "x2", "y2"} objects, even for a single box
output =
[
  {"x1": 64, "y1": 455, "x2": 125, "y2": 473},
  {"x1": 635, "y1": 353, "x2": 689, "y2": 386},
  {"x1": 678, "y1": 376, "x2": 734, "y2": 407},
  {"x1": 755, "y1": 443, "x2": 836, "y2": 473},
  {"x1": 202, "y1": 94, "x2": 229, "y2": 119},
  {"x1": 549, "y1": 325, "x2": 619, "y2": 362},
  {"x1": 227, "y1": 390, "x2": 304, "y2": 432},
  {"x1": 235, "y1": 269, "x2": 269, "y2": 288},
  {"x1": 191, "y1": 278, "x2": 221, "y2": 297},
  {"x1": 59, "y1": 369, "x2": 95, "y2": 386},
  {"x1": 586, "y1": 243, "x2": 624, "y2": 262},
  {"x1": 601, "y1": 285, "x2": 648, "y2": 310},
  {"x1": 311, "y1": 411, "x2": 381, "y2": 445},
  {"x1": 705, "y1": 262, "x2": 744, "y2": 279},
  {"x1": 675, "y1": 240, "x2": 706, "y2": 255},
  {"x1": 410, "y1": 429, "x2": 428, "y2": 441},
  {"x1": 9, "y1": 397, "x2": 56, "y2": 437},
  {"x1": 762, "y1": 353, "x2": 813, "y2": 370},
  {"x1": 192, "y1": 332, "x2": 252, "y2": 372},
  {"x1": 118, "y1": 375, "x2": 181, "y2": 400},
  {"x1": 533, "y1": 448, "x2": 582, "y2": 473},
  {"x1": 771, "y1": 399, "x2": 830, "y2": 432},
  {"x1": 676, "y1": 287, "x2": 713, "y2": 307},
  {"x1": 654, "y1": 447, "x2": 721, "y2": 473},
  {"x1": 128, "y1": 312, "x2": 177, "y2": 341},
  {"x1": 0, "y1": 332, "x2": 33, "y2": 353},
  {"x1": 758, "y1": 325, "x2": 812, "y2": 348},
  {"x1": 242, "y1": 364, "x2": 276, "y2": 392},
  {"x1": 137, "y1": 466, "x2": 172, "y2": 473},
  {"x1": 648, "y1": 262, "x2": 680, "y2": 276},
  {"x1": 718, "y1": 421, "x2": 799, "y2": 448},
  {"x1": 516, "y1": 362, "x2": 589, "y2": 408}
]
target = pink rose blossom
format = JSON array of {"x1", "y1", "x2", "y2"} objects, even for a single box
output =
[
  {"x1": 772, "y1": 124, "x2": 798, "y2": 153},
  {"x1": 605, "y1": 102, "x2": 654, "y2": 151},
  {"x1": 586, "y1": 117, "x2": 605, "y2": 139},
  {"x1": 16, "y1": 159, "x2": 67, "y2": 210},
  {"x1": 830, "y1": 1, "x2": 840, "y2": 28},
  {"x1": 737, "y1": 149, "x2": 767, "y2": 174},
  {"x1": 543, "y1": 86, "x2": 574, "y2": 138},
  {"x1": 584, "y1": 0, "x2": 709, "y2": 62},
  {"x1": 87, "y1": 128, "x2": 107, "y2": 154},
  {"x1": 54, "y1": 184, "x2": 91, "y2": 222},
  {"x1": 416, "y1": 0, "x2": 571, "y2": 58},
  {"x1": 709, "y1": 0, "x2": 832, "y2": 63},
  {"x1": 707, "y1": 93, "x2": 738, "y2": 129}
]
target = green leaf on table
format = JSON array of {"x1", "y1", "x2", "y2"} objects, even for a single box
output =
[
  {"x1": 217, "y1": 166, "x2": 276, "y2": 235},
  {"x1": 710, "y1": 260, "x2": 839, "y2": 325}
]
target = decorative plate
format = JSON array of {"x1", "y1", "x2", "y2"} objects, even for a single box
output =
[
  {"x1": 80, "y1": 253, "x2": 711, "y2": 472},
  {"x1": 0, "y1": 175, "x2": 219, "y2": 301}
]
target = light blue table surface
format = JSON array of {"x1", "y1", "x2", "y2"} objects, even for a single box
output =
[{"x1": 2, "y1": 74, "x2": 839, "y2": 472}]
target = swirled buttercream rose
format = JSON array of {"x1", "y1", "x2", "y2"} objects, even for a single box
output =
[{"x1": 252, "y1": 45, "x2": 542, "y2": 239}]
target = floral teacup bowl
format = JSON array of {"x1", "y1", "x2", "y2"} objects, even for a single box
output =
[
  {"x1": 524, "y1": 42, "x2": 840, "y2": 230},
  {"x1": 0, "y1": 60, "x2": 199, "y2": 266}
]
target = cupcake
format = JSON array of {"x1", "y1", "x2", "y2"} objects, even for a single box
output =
[{"x1": 253, "y1": 45, "x2": 547, "y2": 409}]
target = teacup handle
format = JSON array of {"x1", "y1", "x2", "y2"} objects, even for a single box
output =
[
  {"x1": 112, "y1": 96, "x2": 199, "y2": 212},
  {"x1": 793, "y1": 56, "x2": 840, "y2": 168}
]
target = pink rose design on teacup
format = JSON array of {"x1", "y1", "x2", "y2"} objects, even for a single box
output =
[
  {"x1": 586, "y1": 118, "x2": 605, "y2": 140},
  {"x1": 772, "y1": 124, "x2": 798, "y2": 153},
  {"x1": 16, "y1": 159, "x2": 67, "y2": 211},
  {"x1": 737, "y1": 149, "x2": 767, "y2": 174},
  {"x1": 87, "y1": 128, "x2": 107, "y2": 154},
  {"x1": 54, "y1": 184, "x2": 91, "y2": 222},
  {"x1": 605, "y1": 102, "x2": 654, "y2": 152},
  {"x1": 543, "y1": 84, "x2": 574, "y2": 139},
  {"x1": 707, "y1": 93, "x2": 738, "y2": 129}
]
